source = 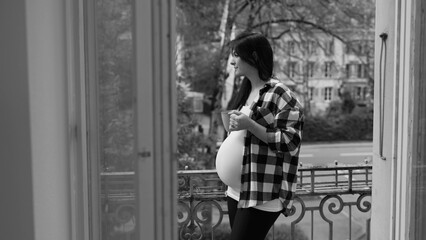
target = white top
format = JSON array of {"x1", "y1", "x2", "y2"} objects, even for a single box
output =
[{"x1": 215, "y1": 106, "x2": 283, "y2": 212}]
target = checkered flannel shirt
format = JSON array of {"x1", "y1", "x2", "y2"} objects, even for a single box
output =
[{"x1": 238, "y1": 79, "x2": 304, "y2": 215}]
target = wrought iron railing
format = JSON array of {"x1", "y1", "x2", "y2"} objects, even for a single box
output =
[
  {"x1": 177, "y1": 165, "x2": 372, "y2": 240},
  {"x1": 100, "y1": 172, "x2": 137, "y2": 239},
  {"x1": 100, "y1": 164, "x2": 372, "y2": 240}
]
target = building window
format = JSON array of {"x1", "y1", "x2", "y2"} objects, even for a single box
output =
[
  {"x1": 346, "y1": 41, "x2": 368, "y2": 55},
  {"x1": 324, "y1": 87, "x2": 332, "y2": 101},
  {"x1": 308, "y1": 87, "x2": 314, "y2": 100},
  {"x1": 307, "y1": 62, "x2": 315, "y2": 77},
  {"x1": 346, "y1": 64, "x2": 351, "y2": 78},
  {"x1": 345, "y1": 43, "x2": 351, "y2": 54},
  {"x1": 325, "y1": 40, "x2": 334, "y2": 55},
  {"x1": 324, "y1": 61, "x2": 333, "y2": 77},
  {"x1": 355, "y1": 86, "x2": 366, "y2": 100},
  {"x1": 304, "y1": 40, "x2": 316, "y2": 55},
  {"x1": 357, "y1": 43, "x2": 364, "y2": 55},
  {"x1": 357, "y1": 64, "x2": 366, "y2": 78},
  {"x1": 288, "y1": 41, "x2": 296, "y2": 55},
  {"x1": 347, "y1": 63, "x2": 367, "y2": 78},
  {"x1": 345, "y1": 41, "x2": 355, "y2": 54},
  {"x1": 288, "y1": 61, "x2": 297, "y2": 78},
  {"x1": 347, "y1": 63, "x2": 364, "y2": 78},
  {"x1": 355, "y1": 86, "x2": 362, "y2": 99}
]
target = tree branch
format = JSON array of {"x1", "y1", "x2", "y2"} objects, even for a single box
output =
[{"x1": 252, "y1": 18, "x2": 348, "y2": 44}]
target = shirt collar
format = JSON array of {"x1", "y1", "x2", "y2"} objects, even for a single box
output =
[{"x1": 262, "y1": 78, "x2": 280, "y2": 90}]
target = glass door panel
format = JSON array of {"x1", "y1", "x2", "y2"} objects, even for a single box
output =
[
  {"x1": 86, "y1": 0, "x2": 176, "y2": 239},
  {"x1": 93, "y1": 0, "x2": 137, "y2": 239}
]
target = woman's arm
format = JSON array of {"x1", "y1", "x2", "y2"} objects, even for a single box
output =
[
  {"x1": 228, "y1": 91, "x2": 304, "y2": 153},
  {"x1": 266, "y1": 107, "x2": 303, "y2": 153},
  {"x1": 228, "y1": 110, "x2": 268, "y2": 142}
]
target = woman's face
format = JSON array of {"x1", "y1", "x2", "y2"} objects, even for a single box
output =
[{"x1": 230, "y1": 50, "x2": 254, "y2": 78}]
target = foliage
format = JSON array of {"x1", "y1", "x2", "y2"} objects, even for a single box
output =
[
  {"x1": 340, "y1": 91, "x2": 357, "y2": 114},
  {"x1": 177, "y1": 0, "x2": 375, "y2": 142},
  {"x1": 326, "y1": 91, "x2": 356, "y2": 118},
  {"x1": 176, "y1": 0, "x2": 225, "y2": 96},
  {"x1": 177, "y1": 0, "x2": 224, "y2": 45},
  {"x1": 178, "y1": 44, "x2": 222, "y2": 96},
  {"x1": 177, "y1": 84, "x2": 216, "y2": 170},
  {"x1": 303, "y1": 106, "x2": 373, "y2": 142}
]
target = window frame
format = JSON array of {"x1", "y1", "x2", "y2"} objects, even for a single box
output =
[
  {"x1": 308, "y1": 87, "x2": 314, "y2": 100},
  {"x1": 357, "y1": 64, "x2": 365, "y2": 78},
  {"x1": 372, "y1": 0, "x2": 426, "y2": 239},
  {"x1": 67, "y1": 0, "x2": 90, "y2": 239},
  {"x1": 324, "y1": 39, "x2": 334, "y2": 55},
  {"x1": 324, "y1": 61, "x2": 333, "y2": 77},
  {"x1": 288, "y1": 61, "x2": 297, "y2": 78},
  {"x1": 324, "y1": 87, "x2": 332, "y2": 101},
  {"x1": 288, "y1": 40, "x2": 296, "y2": 55},
  {"x1": 307, "y1": 61, "x2": 315, "y2": 77}
]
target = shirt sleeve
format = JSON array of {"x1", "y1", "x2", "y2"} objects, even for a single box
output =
[{"x1": 265, "y1": 91, "x2": 304, "y2": 154}]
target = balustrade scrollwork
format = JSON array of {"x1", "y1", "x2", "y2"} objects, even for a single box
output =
[
  {"x1": 176, "y1": 165, "x2": 372, "y2": 240},
  {"x1": 100, "y1": 165, "x2": 372, "y2": 240}
]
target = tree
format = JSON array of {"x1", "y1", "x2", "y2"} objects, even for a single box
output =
[
  {"x1": 177, "y1": 0, "x2": 375, "y2": 160},
  {"x1": 230, "y1": 0, "x2": 375, "y2": 114},
  {"x1": 176, "y1": 0, "x2": 225, "y2": 96},
  {"x1": 176, "y1": 83, "x2": 216, "y2": 170}
]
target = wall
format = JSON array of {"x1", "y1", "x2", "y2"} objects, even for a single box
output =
[
  {"x1": 27, "y1": 0, "x2": 71, "y2": 239},
  {"x1": 0, "y1": 0, "x2": 72, "y2": 239},
  {"x1": 0, "y1": 0, "x2": 35, "y2": 239}
]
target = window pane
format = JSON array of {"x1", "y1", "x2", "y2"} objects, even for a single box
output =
[
  {"x1": 325, "y1": 61, "x2": 333, "y2": 77},
  {"x1": 95, "y1": 0, "x2": 137, "y2": 239},
  {"x1": 288, "y1": 61, "x2": 297, "y2": 77},
  {"x1": 307, "y1": 62, "x2": 314, "y2": 77},
  {"x1": 324, "y1": 87, "x2": 332, "y2": 101},
  {"x1": 288, "y1": 41, "x2": 295, "y2": 54}
]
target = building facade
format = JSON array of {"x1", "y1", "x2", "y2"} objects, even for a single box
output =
[{"x1": 276, "y1": 30, "x2": 374, "y2": 115}]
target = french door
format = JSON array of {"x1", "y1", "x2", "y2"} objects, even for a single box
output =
[{"x1": 85, "y1": 0, "x2": 176, "y2": 239}]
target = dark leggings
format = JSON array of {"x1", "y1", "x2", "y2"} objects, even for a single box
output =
[{"x1": 227, "y1": 197, "x2": 280, "y2": 240}]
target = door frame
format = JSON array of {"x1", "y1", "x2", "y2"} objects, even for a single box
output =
[
  {"x1": 133, "y1": 0, "x2": 177, "y2": 239},
  {"x1": 372, "y1": 0, "x2": 426, "y2": 239}
]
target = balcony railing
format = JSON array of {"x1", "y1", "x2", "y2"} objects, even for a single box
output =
[
  {"x1": 100, "y1": 164, "x2": 372, "y2": 240},
  {"x1": 177, "y1": 165, "x2": 372, "y2": 240}
]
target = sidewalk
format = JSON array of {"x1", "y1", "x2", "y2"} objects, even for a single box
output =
[{"x1": 302, "y1": 141, "x2": 372, "y2": 148}]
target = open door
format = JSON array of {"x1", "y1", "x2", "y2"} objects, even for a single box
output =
[
  {"x1": 373, "y1": 0, "x2": 426, "y2": 239},
  {"x1": 85, "y1": 0, "x2": 176, "y2": 239}
]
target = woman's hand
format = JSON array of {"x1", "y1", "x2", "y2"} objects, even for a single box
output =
[
  {"x1": 228, "y1": 110, "x2": 268, "y2": 143},
  {"x1": 228, "y1": 110, "x2": 252, "y2": 132}
]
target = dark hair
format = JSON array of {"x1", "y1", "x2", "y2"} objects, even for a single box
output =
[{"x1": 227, "y1": 32, "x2": 274, "y2": 110}]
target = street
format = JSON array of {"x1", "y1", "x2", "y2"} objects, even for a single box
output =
[
  {"x1": 299, "y1": 141, "x2": 373, "y2": 167},
  {"x1": 280, "y1": 141, "x2": 373, "y2": 239}
]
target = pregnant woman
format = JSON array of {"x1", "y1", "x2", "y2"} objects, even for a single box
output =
[{"x1": 215, "y1": 32, "x2": 304, "y2": 240}]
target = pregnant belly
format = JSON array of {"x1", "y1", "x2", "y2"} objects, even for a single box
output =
[{"x1": 215, "y1": 131, "x2": 245, "y2": 190}]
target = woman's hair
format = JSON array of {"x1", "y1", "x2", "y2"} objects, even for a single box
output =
[{"x1": 227, "y1": 32, "x2": 274, "y2": 110}]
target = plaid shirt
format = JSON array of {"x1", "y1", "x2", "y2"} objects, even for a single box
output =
[{"x1": 238, "y1": 79, "x2": 304, "y2": 215}]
